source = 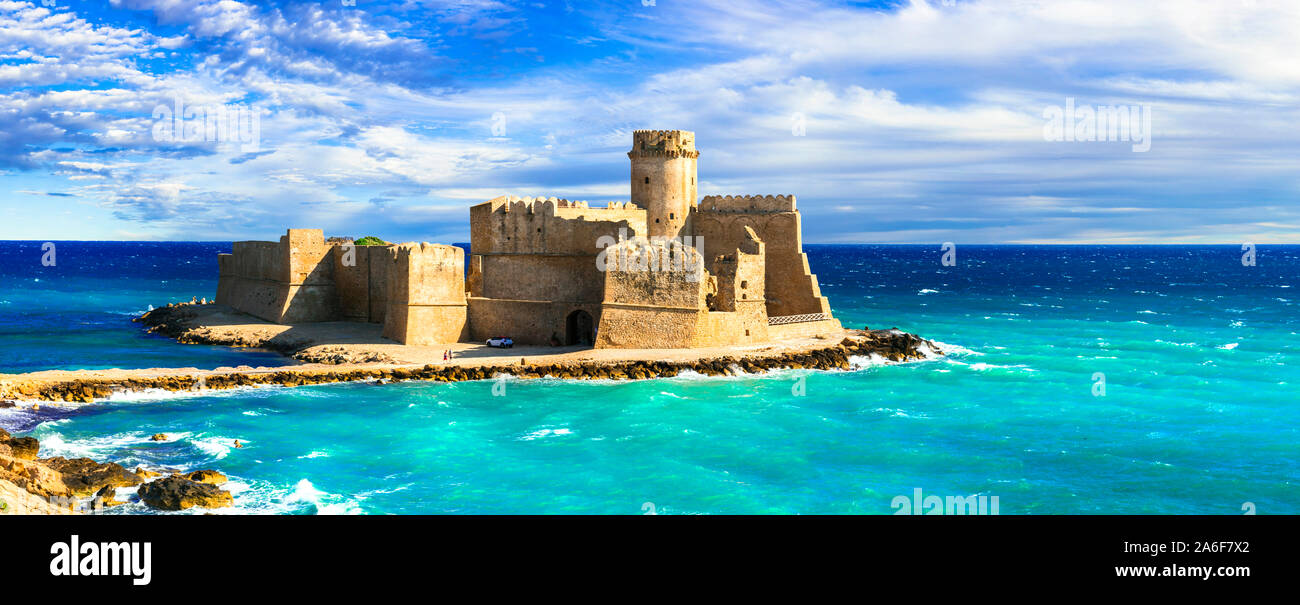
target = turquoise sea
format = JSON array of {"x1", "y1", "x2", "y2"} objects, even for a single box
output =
[{"x1": 1, "y1": 242, "x2": 1296, "y2": 514}]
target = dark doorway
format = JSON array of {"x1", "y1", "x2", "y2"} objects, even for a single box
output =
[{"x1": 566, "y1": 310, "x2": 594, "y2": 346}]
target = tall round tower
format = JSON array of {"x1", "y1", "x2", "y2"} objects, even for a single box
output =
[{"x1": 629, "y1": 129, "x2": 698, "y2": 239}]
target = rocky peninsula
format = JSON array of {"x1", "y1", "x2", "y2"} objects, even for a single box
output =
[{"x1": 0, "y1": 302, "x2": 940, "y2": 405}]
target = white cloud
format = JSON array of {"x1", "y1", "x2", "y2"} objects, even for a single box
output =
[{"x1": 3, "y1": 0, "x2": 1300, "y2": 242}]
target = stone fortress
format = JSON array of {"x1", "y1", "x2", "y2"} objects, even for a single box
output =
[{"x1": 215, "y1": 130, "x2": 841, "y2": 349}]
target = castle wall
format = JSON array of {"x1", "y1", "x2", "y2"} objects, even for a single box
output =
[
  {"x1": 466, "y1": 299, "x2": 602, "y2": 345},
  {"x1": 693, "y1": 195, "x2": 833, "y2": 318},
  {"x1": 695, "y1": 310, "x2": 769, "y2": 347},
  {"x1": 216, "y1": 230, "x2": 394, "y2": 326},
  {"x1": 470, "y1": 196, "x2": 646, "y2": 256},
  {"x1": 595, "y1": 240, "x2": 707, "y2": 348},
  {"x1": 595, "y1": 306, "x2": 704, "y2": 349},
  {"x1": 698, "y1": 226, "x2": 769, "y2": 346},
  {"x1": 331, "y1": 245, "x2": 390, "y2": 324},
  {"x1": 368, "y1": 249, "x2": 389, "y2": 324},
  {"x1": 215, "y1": 229, "x2": 341, "y2": 324},
  {"x1": 216, "y1": 241, "x2": 284, "y2": 322},
  {"x1": 466, "y1": 196, "x2": 649, "y2": 345},
  {"x1": 476, "y1": 254, "x2": 605, "y2": 303},
  {"x1": 382, "y1": 243, "x2": 468, "y2": 345}
]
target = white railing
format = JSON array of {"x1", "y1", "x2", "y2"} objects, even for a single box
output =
[{"x1": 768, "y1": 313, "x2": 831, "y2": 326}]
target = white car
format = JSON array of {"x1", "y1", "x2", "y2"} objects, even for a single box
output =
[{"x1": 486, "y1": 337, "x2": 514, "y2": 348}]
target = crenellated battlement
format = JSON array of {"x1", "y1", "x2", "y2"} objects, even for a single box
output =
[
  {"x1": 480, "y1": 195, "x2": 640, "y2": 214},
  {"x1": 629, "y1": 129, "x2": 698, "y2": 159},
  {"x1": 698, "y1": 194, "x2": 797, "y2": 213},
  {"x1": 387, "y1": 242, "x2": 463, "y2": 267}
]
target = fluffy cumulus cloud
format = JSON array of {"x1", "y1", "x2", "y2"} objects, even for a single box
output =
[{"x1": 0, "y1": 0, "x2": 1297, "y2": 242}]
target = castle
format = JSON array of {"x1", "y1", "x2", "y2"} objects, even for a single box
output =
[{"x1": 215, "y1": 130, "x2": 841, "y2": 349}]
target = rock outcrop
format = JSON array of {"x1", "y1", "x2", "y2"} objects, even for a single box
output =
[
  {"x1": 0, "y1": 428, "x2": 39, "y2": 460},
  {"x1": 41, "y1": 457, "x2": 144, "y2": 497},
  {"x1": 137, "y1": 475, "x2": 233, "y2": 511},
  {"x1": 93, "y1": 483, "x2": 122, "y2": 508},
  {"x1": 185, "y1": 469, "x2": 227, "y2": 485},
  {"x1": 0, "y1": 429, "x2": 235, "y2": 514}
]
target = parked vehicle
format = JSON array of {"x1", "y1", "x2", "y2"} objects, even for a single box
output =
[{"x1": 486, "y1": 337, "x2": 514, "y2": 348}]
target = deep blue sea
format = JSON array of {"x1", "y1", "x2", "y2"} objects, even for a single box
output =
[{"x1": 1, "y1": 242, "x2": 1296, "y2": 514}]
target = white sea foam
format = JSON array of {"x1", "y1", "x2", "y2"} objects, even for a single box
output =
[
  {"x1": 31, "y1": 426, "x2": 190, "y2": 463},
  {"x1": 917, "y1": 288, "x2": 939, "y2": 295},
  {"x1": 1218, "y1": 343, "x2": 1239, "y2": 350},
  {"x1": 355, "y1": 484, "x2": 413, "y2": 498},
  {"x1": 189, "y1": 435, "x2": 245, "y2": 460},
  {"x1": 519, "y1": 427, "x2": 574, "y2": 441},
  {"x1": 103, "y1": 388, "x2": 225, "y2": 403},
  {"x1": 870, "y1": 407, "x2": 928, "y2": 419},
  {"x1": 945, "y1": 360, "x2": 1037, "y2": 373},
  {"x1": 848, "y1": 354, "x2": 888, "y2": 370},
  {"x1": 927, "y1": 340, "x2": 981, "y2": 357},
  {"x1": 669, "y1": 369, "x2": 707, "y2": 380},
  {"x1": 278, "y1": 479, "x2": 364, "y2": 515}
]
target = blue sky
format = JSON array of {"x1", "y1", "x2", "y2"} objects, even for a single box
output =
[{"x1": 1, "y1": 0, "x2": 1297, "y2": 243}]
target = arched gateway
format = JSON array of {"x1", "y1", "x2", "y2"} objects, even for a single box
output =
[{"x1": 566, "y1": 310, "x2": 594, "y2": 346}]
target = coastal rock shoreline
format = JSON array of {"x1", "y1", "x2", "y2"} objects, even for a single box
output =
[
  {"x1": 0, "y1": 303, "x2": 941, "y2": 404},
  {"x1": 0, "y1": 428, "x2": 233, "y2": 514}
]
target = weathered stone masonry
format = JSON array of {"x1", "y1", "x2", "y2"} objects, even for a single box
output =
[{"x1": 215, "y1": 130, "x2": 842, "y2": 348}]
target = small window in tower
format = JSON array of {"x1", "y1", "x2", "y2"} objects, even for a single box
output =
[
  {"x1": 740, "y1": 280, "x2": 748, "y2": 289},
  {"x1": 644, "y1": 176, "x2": 650, "y2": 184},
  {"x1": 691, "y1": 177, "x2": 694, "y2": 185},
  {"x1": 655, "y1": 218, "x2": 660, "y2": 223},
  {"x1": 670, "y1": 213, "x2": 675, "y2": 219},
  {"x1": 745, "y1": 329, "x2": 750, "y2": 336}
]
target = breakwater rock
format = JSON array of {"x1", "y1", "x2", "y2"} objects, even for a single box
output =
[{"x1": 0, "y1": 329, "x2": 940, "y2": 404}]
